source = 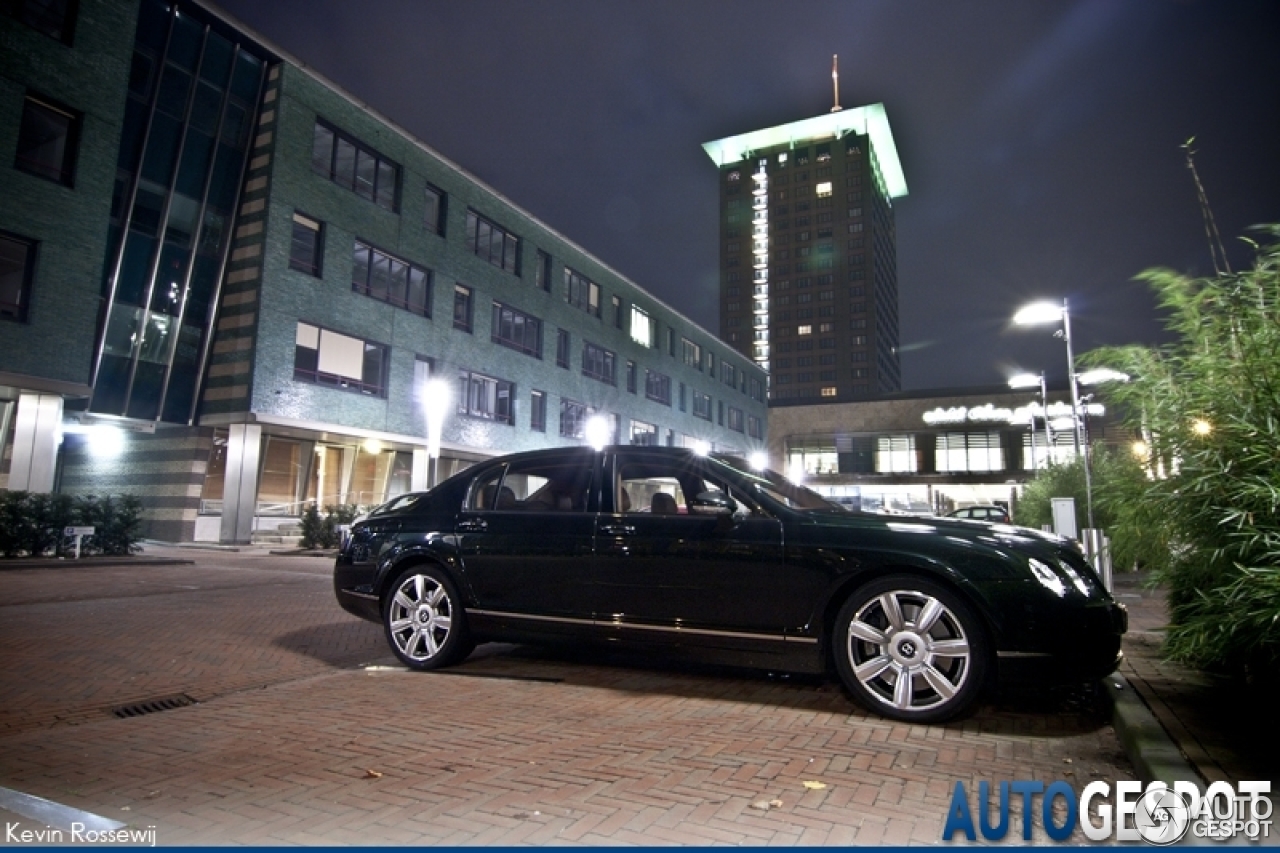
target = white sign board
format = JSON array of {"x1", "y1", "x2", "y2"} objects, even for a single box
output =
[{"x1": 1051, "y1": 498, "x2": 1078, "y2": 540}]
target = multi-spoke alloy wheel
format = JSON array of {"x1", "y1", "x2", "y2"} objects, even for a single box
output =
[
  {"x1": 835, "y1": 576, "x2": 987, "y2": 723},
  {"x1": 383, "y1": 567, "x2": 472, "y2": 670}
]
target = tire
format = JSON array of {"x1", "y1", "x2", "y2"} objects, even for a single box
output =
[
  {"x1": 383, "y1": 566, "x2": 473, "y2": 670},
  {"x1": 834, "y1": 574, "x2": 988, "y2": 723}
]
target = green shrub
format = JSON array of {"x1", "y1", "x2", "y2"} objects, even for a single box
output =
[
  {"x1": 0, "y1": 492, "x2": 143, "y2": 557},
  {"x1": 1085, "y1": 224, "x2": 1280, "y2": 678},
  {"x1": 299, "y1": 503, "x2": 360, "y2": 549}
]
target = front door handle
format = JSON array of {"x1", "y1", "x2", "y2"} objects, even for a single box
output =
[
  {"x1": 599, "y1": 524, "x2": 635, "y2": 536},
  {"x1": 457, "y1": 518, "x2": 487, "y2": 533}
]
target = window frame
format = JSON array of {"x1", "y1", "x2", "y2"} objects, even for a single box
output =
[
  {"x1": 0, "y1": 231, "x2": 38, "y2": 323},
  {"x1": 351, "y1": 239, "x2": 432, "y2": 317},
  {"x1": 423, "y1": 182, "x2": 447, "y2": 236},
  {"x1": 457, "y1": 368, "x2": 514, "y2": 425},
  {"x1": 564, "y1": 266, "x2": 601, "y2": 317},
  {"x1": 293, "y1": 321, "x2": 389, "y2": 398},
  {"x1": 491, "y1": 300, "x2": 542, "y2": 358},
  {"x1": 15, "y1": 93, "x2": 80, "y2": 187},
  {"x1": 288, "y1": 211, "x2": 324, "y2": 277},
  {"x1": 452, "y1": 283, "x2": 473, "y2": 333},
  {"x1": 581, "y1": 340, "x2": 616, "y2": 386},
  {"x1": 465, "y1": 209, "x2": 521, "y2": 274},
  {"x1": 311, "y1": 119, "x2": 400, "y2": 211}
]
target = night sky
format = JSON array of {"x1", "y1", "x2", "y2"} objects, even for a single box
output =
[{"x1": 213, "y1": 0, "x2": 1280, "y2": 391}]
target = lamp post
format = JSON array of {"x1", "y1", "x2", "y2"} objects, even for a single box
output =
[
  {"x1": 1009, "y1": 371, "x2": 1052, "y2": 471},
  {"x1": 422, "y1": 378, "x2": 451, "y2": 489},
  {"x1": 1012, "y1": 298, "x2": 1093, "y2": 529}
]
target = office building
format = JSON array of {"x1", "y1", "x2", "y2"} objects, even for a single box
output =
[
  {"x1": 703, "y1": 102, "x2": 907, "y2": 404},
  {"x1": 1, "y1": 0, "x2": 767, "y2": 543}
]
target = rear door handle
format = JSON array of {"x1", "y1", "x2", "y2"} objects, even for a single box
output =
[
  {"x1": 599, "y1": 524, "x2": 635, "y2": 536},
  {"x1": 457, "y1": 518, "x2": 487, "y2": 532}
]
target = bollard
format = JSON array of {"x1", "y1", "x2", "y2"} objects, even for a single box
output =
[{"x1": 1082, "y1": 528, "x2": 1111, "y2": 592}]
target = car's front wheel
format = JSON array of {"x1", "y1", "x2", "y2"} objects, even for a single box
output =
[
  {"x1": 383, "y1": 566, "x2": 473, "y2": 670},
  {"x1": 834, "y1": 575, "x2": 988, "y2": 723}
]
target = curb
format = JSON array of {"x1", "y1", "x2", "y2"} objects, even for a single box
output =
[
  {"x1": 1106, "y1": 672, "x2": 1203, "y2": 786},
  {"x1": 0, "y1": 555, "x2": 195, "y2": 571}
]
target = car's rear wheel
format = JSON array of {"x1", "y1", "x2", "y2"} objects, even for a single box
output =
[
  {"x1": 834, "y1": 575, "x2": 988, "y2": 723},
  {"x1": 383, "y1": 566, "x2": 473, "y2": 670}
]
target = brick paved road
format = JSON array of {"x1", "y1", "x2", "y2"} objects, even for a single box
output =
[{"x1": 0, "y1": 546, "x2": 1133, "y2": 845}]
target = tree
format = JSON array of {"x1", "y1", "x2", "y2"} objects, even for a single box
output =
[{"x1": 1083, "y1": 225, "x2": 1280, "y2": 680}]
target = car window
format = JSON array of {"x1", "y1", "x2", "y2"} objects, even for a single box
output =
[
  {"x1": 615, "y1": 454, "x2": 764, "y2": 517},
  {"x1": 468, "y1": 457, "x2": 593, "y2": 512}
]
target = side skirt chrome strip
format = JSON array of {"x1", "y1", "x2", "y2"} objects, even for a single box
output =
[{"x1": 467, "y1": 609, "x2": 818, "y2": 645}]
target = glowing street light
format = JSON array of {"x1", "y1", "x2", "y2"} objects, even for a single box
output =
[
  {"x1": 1013, "y1": 297, "x2": 1093, "y2": 529},
  {"x1": 422, "y1": 378, "x2": 451, "y2": 488},
  {"x1": 749, "y1": 451, "x2": 768, "y2": 471},
  {"x1": 585, "y1": 414, "x2": 612, "y2": 451},
  {"x1": 1009, "y1": 371, "x2": 1052, "y2": 471}
]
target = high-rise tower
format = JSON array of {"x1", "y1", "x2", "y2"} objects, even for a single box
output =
[{"x1": 703, "y1": 101, "x2": 907, "y2": 404}]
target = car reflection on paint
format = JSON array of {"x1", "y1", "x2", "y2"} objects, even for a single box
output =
[{"x1": 334, "y1": 446, "x2": 1125, "y2": 723}]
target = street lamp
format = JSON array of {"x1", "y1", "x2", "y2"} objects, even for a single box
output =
[
  {"x1": 1009, "y1": 371, "x2": 1052, "y2": 471},
  {"x1": 1012, "y1": 298, "x2": 1093, "y2": 529},
  {"x1": 422, "y1": 378, "x2": 451, "y2": 489}
]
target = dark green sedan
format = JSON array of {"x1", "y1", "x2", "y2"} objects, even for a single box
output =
[{"x1": 335, "y1": 446, "x2": 1125, "y2": 723}]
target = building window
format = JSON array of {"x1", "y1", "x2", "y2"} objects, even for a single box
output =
[
  {"x1": 679, "y1": 382, "x2": 687, "y2": 412},
  {"x1": 424, "y1": 183, "x2": 446, "y2": 235},
  {"x1": 453, "y1": 284, "x2": 473, "y2": 332},
  {"x1": 564, "y1": 267, "x2": 601, "y2": 317},
  {"x1": 681, "y1": 337, "x2": 702, "y2": 369},
  {"x1": 411, "y1": 355, "x2": 434, "y2": 408},
  {"x1": 534, "y1": 249, "x2": 552, "y2": 292},
  {"x1": 816, "y1": 181, "x2": 832, "y2": 197},
  {"x1": 668, "y1": 328, "x2": 676, "y2": 357},
  {"x1": 15, "y1": 94, "x2": 80, "y2": 186},
  {"x1": 877, "y1": 436, "x2": 917, "y2": 473},
  {"x1": 465, "y1": 209, "x2": 520, "y2": 273},
  {"x1": 626, "y1": 360, "x2": 637, "y2": 393},
  {"x1": 692, "y1": 391, "x2": 712, "y2": 421},
  {"x1": 728, "y1": 407, "x2": 744, "y2": 433},
  {"x1": 721, "y1": 361, "x2": 738, "y2": 389},
  {"x1": 491, "y1": 301, "x2": 541, "y2": 357},
  {"x1": 0, "y1": 232, "x2": 37, "y2": 322},
  {"x1": 530, "y1": 389, "x2": 546, "y2": 432},
  {"x1": 820, "y1": 386, "x2": 838, "y2": 398},
  {"x1": 560, "y1": 398, "x2": 588, "y2": 439},
  {"x1": 457, "y1": 369, "x2": 513, "y2": 425},
  {"x1": 7, "y1": 0, "x2": 77, "y2": 42},
  {"x1": 747, "y1": 415, "x2": 762, "y2": 440},
  {"x1": 289, "y1": 212, "x2": 323, "y2": 276},
  {"x1": 630, "y1": 305, "x2": 654, "y2": 347},
  {"x1": 611, "y1": 295, "x2": 623, "y2": 329},
  {"x1": 937, "y1": 432, "x2": 1004, "y2": 473},
  {"x1": 645, "y1": 369, "x2": 671, "y2": 405},
  {"x1": 293, "y1": 322, "x2": 388, "y2": 397},
  {"x1": 352, "y1": 241, "x2": 431, "y2": 316},
  {"x1": 630, "y1": 420, "x2": 658, "y2": 446},
  {"x1": 556, "y1": 328, "x2": 570, "y2": 368},
  {"x1": 798, "y1": 324, "x2": 812, "y2": 336},
  {"x1": 312, "y1": 120, "x2": 399, "y2": 211},
  {"x1": 581, "y1": 341, "x2": 616, "y2": 385}
]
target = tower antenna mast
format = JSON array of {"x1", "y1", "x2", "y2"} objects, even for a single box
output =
[{"x1": 831, "y1": 54, "x2": 842, "y2": 113}]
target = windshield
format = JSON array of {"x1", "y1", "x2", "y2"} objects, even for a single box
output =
[{"x1": 708, "y1": 455, "x2": 842, "y2": 511}]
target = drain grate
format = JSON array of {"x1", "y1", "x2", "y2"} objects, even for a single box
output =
[{"x1": 111, "y1": 694, "x2": 197, "y2": 719}]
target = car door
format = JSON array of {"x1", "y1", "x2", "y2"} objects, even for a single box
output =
[
  {"x1": 594, "y1": 450, "x2": 791, "y2": 636},
  {"x1": 454, "y1": 450, "x2": 599, "y2": 620}
]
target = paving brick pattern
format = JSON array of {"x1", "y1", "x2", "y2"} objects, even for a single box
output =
[{"x1": 0, "y1": 546, "x2": 1133, "y2": 845}]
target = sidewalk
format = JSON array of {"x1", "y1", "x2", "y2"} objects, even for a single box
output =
[{"x1": 1108, "y1": 571, "x2": 1277, "y2": 799}]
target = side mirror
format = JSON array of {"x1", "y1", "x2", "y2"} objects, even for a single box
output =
[{"x1": 690, "y1": 490, "x2": 737, "y2": 516}]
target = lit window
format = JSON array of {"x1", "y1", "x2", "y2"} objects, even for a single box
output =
[
  {"x1": 293, "y1": 323, "x2": 388, "y2": 397},
  {"x1": 629, "y1": 306, "x2": 650, "y2": 345},
  {"x1": 816, "y1": 181, "x2": 832, "y2": 197},
  {"x1": 797, "y1": 325, "x2": 812, "y2": 336},
  {"x1": 820, "y1": 387, "x2": 837, "y2": 398},
  {"x1": 457, "y1": 369, "x2": 513, "y2": 425}
]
